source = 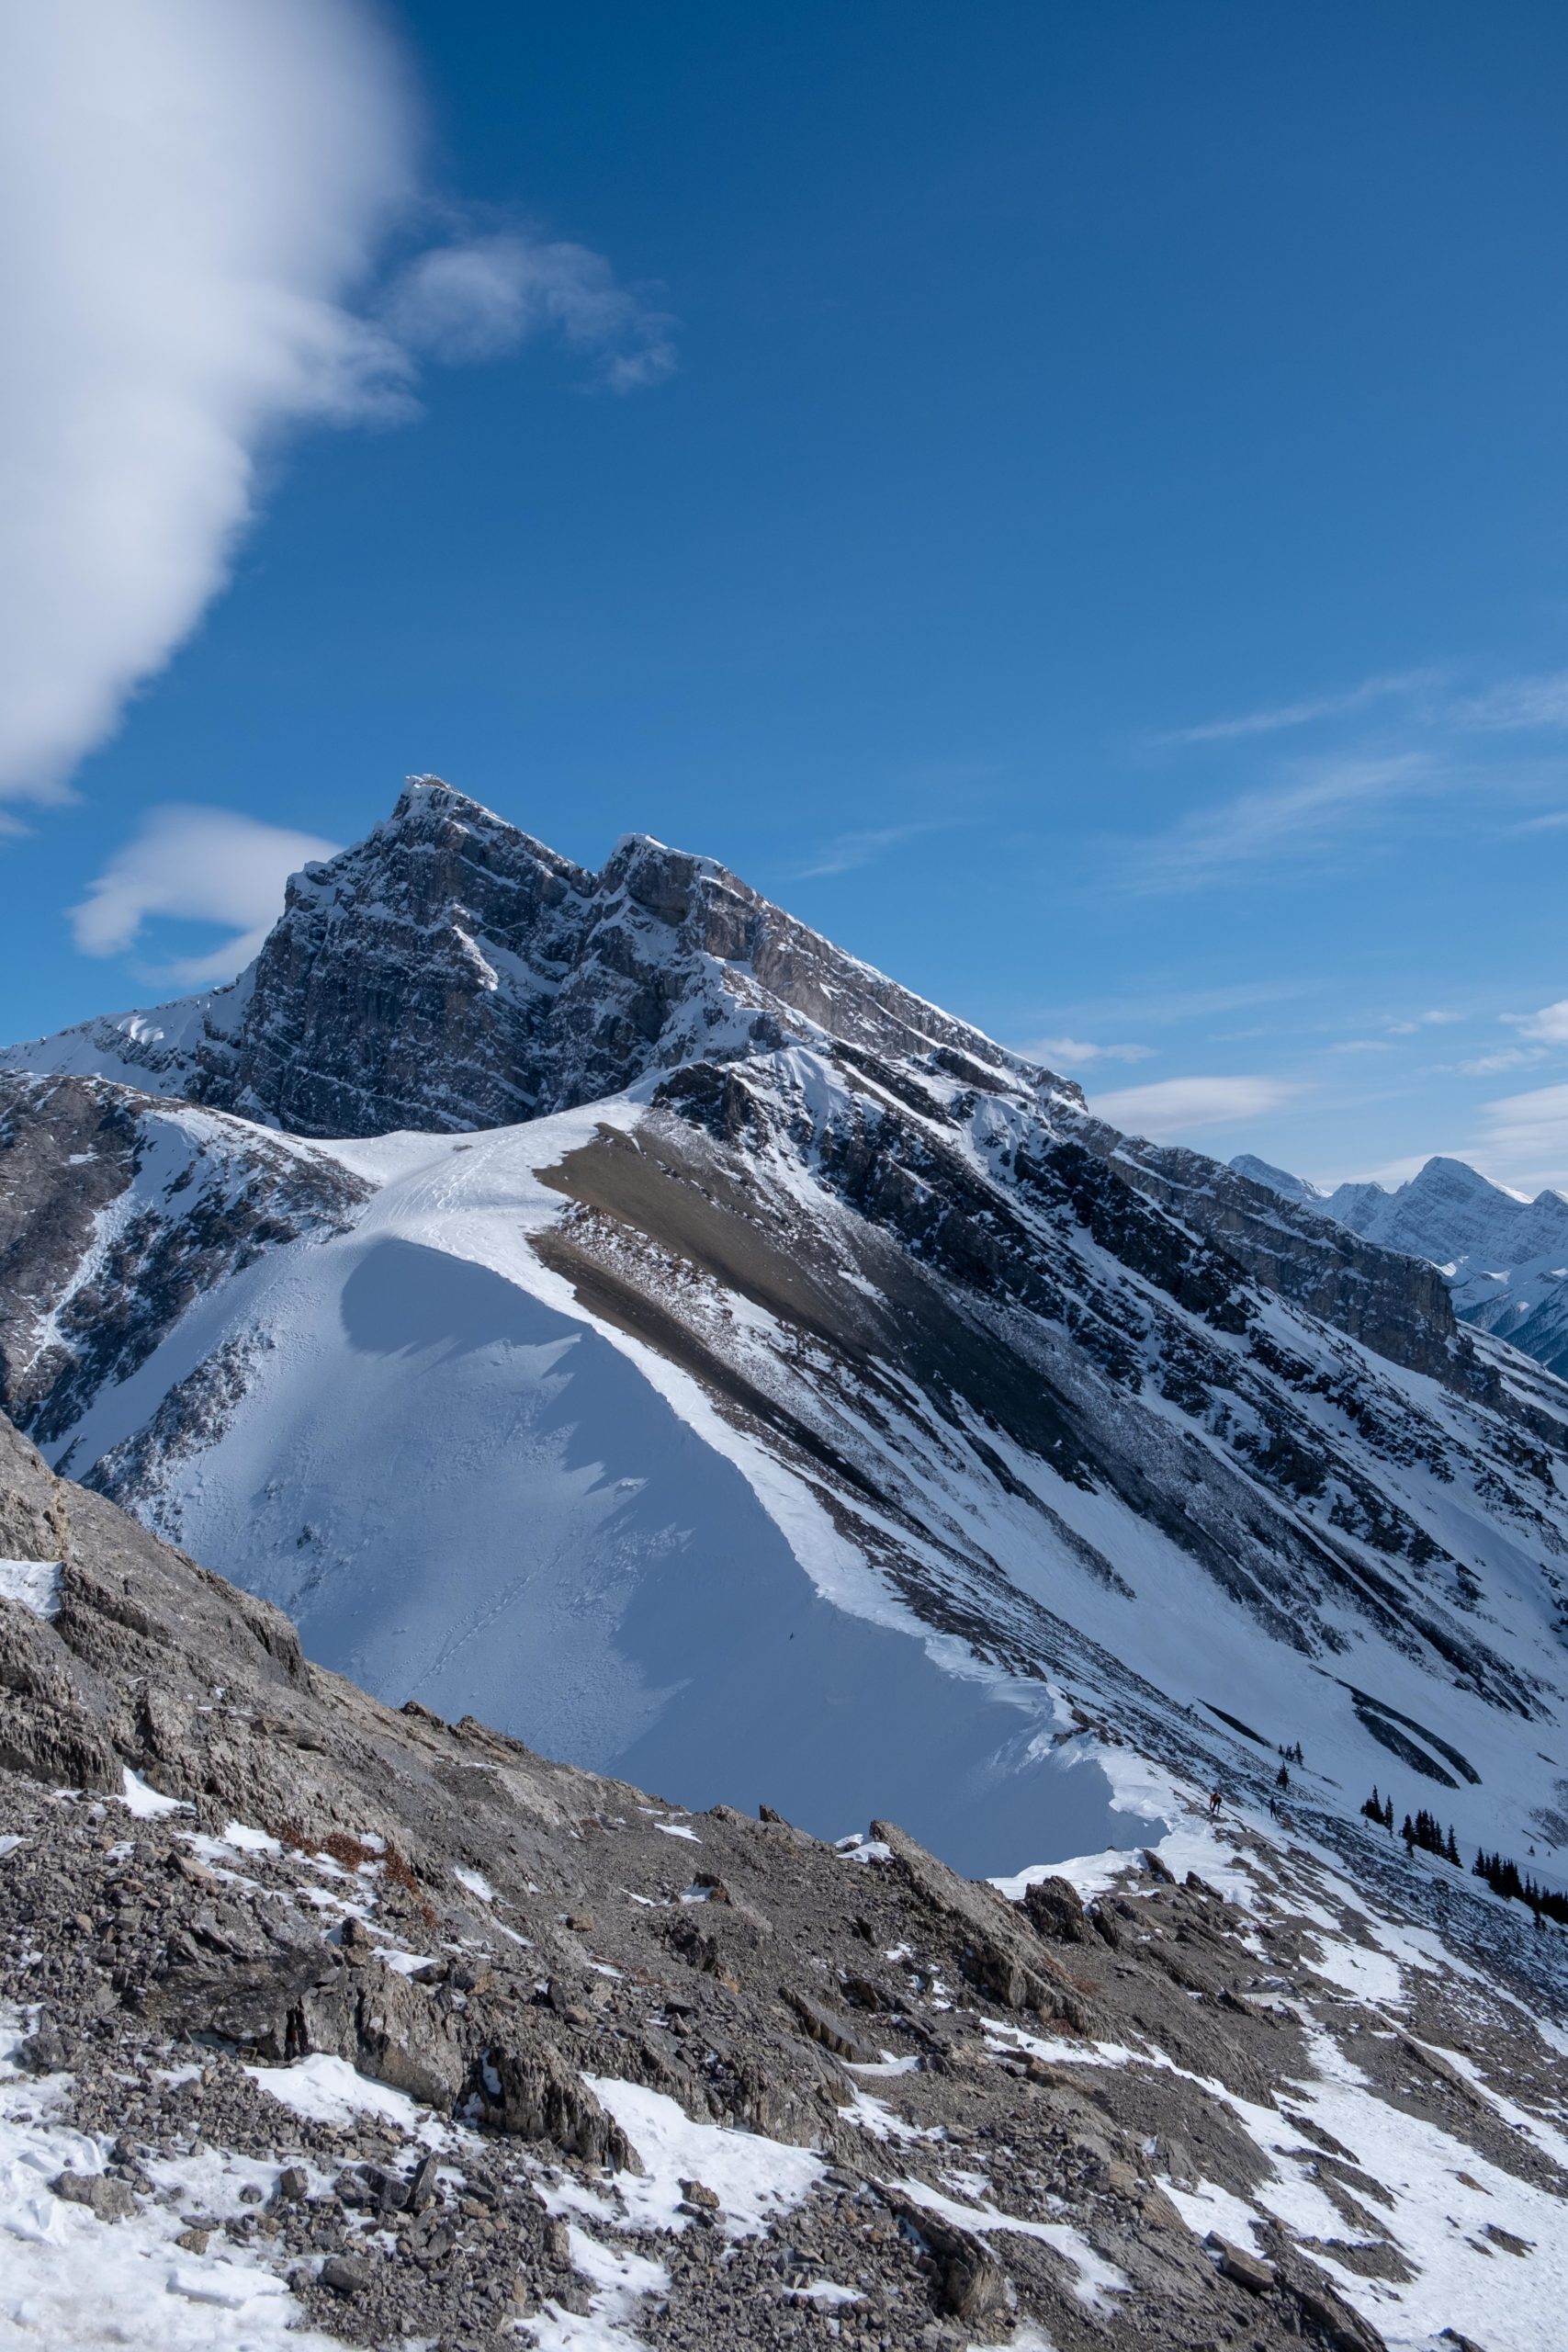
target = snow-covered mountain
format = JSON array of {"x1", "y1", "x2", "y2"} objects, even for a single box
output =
[
  {"x1": 6, "y1": 780, "x2": 1568, "y2": 1901},
  {"x1": 1234, "y1": 1149, "x2": 1568, "y2": 1377}
]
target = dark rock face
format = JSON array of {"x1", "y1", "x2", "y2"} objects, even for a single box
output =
[
  {"x1": 0, "y1": 1072, "x2": 366, "y2": 1445},
  {"x1": 537, "y1": 1069, "x2": 1557, "y2": 1730},
  {"x1": 4, "y1": 779, "x2": 1067, "y2": 1142},
  {"x1": 220, "y1": 786, "x2": 595, "y2": 1135},
  {"x1": 1103, "y1": 1134, "x2": 1487, "y2": 1396}
]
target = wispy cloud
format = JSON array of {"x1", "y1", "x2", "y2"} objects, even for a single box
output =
[
  {"x1": 1451, "y1": 672, "x2": 1568, "y2": 731},
  {"x1": 1385, "y1": 1008, "x2": 1461, "y2": 1035},
  {"x1": 1089, "y1": 1074, "x2": 1306, "y2": 1138},
  {"x1": 795, "y1": 823, "x2": 933, "y2": 879},
  {"x1": 1472, "y1": 1080, "x2": 1568, "y2": 1193},
  {"x1": 0, "y1": 2, "x2": 675, "y2": 807},
  {"x1": 71, "y1": 804, "x2": 339, "y2": 985},
  {"x1": 1156, "y1": 670, "x2": 1436, "y2": 746},
  {"x1": 1448, "y1": 997, "x2": 1568, "y2": 1079},
  {"x1": 1125, "y1": 752, "x2": 1433, "y2": 892},
  {"x1": 385, "y1": 232, "x2": 674, "y2": 390},
  {"x1": 1161, "y1": 662, "x2": 1568, "y2": 751},
  {"x1": 1455, "y1": 1047, "x2": 1539, "y2": 1077},
  {"x1": 1136, "y1": 665, "x2": 1568, "y2": 894},
  {"x1": 1015, "y1": 1035, "x2": 1154, "y2": 1070}
]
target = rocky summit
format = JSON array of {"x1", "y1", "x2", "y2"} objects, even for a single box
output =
[
  {"x1": 4, "y1": 1409, "x2": 1568, "y2": 2352},
  {"x1": 2, "y1": 779, "x2": 1567, "y2": 2347},
  {"x1": 0, "y1": 776, "x2": 1050, "y2": 1141}
]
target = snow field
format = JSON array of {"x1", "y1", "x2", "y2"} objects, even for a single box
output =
[{"x1": 0, "y1": 2013, "x2": 347, "y2": 2352}]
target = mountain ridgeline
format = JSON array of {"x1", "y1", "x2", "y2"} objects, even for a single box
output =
[
  {"x1": 2, "y1": 778, "x2": 1065, "y2": 1139},
  {"x1": 1234, "y1": 1148, "x2": 1568, "y2": 1380},
  {"x1": 4, "y1": 778, "x2": 1568, "y2": 1893}
]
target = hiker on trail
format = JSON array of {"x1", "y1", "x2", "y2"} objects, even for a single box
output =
[{"x1": 1208, "y1": 1788, "x2": 1222, "y2": 1819}]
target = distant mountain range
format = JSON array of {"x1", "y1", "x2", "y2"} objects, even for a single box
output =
[
  {"x1": 4, "y1": 777, "x2": 1568, "y2": 1895},
  {"x1": 1233, "y1": 1151, "x2": 1568, "y2": 1377}
]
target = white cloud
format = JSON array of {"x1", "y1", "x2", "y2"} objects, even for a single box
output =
[
  {"x1": 1126, "y1": 752, "x2": 1433, "y2": 890},
  {"x1": 0, "y1": 1, "x2": 415, "y2": 803},
  {"x1": 1449, "y1": 995, "x2": 1568, "y2": 1078},
  {"x1": 386, "y1": 234, "x2": 674, "y2": 390},
  {"x1": 1089, "y1": 1075, "x2": 1306, "y2": 1138},
  {"x1": 0, "y1": 3, "x2": 675, "y2": 807},
  {"x1": 795, "y1": 824, "x2": 932, "y2": 879},
  {"x1": 1471, "y1": 1082, "x2": 1568, "y2": 1194},
  {"x1": 1017, "y1": 1035, "x2": 1154, "y2": 1069},
  {"x1": 1157, "y1": 670, "x2": 1435, "y2": 746},
  {"x1": 1506, "y1": 998, "x2": 1568, "y2": 1046},
  {"x1": 1385, "y1": 1008, "x2": 1461, "y2": 1035},
  {"x1": 71, "y1": 805, "x2": 339, "y2": 984}
]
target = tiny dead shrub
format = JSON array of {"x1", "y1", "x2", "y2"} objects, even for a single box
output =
[
  {"x1": 384, "y1": 1844, "x2": 438, "y2": 1931},
  {"x1": 267, "y1": 1818, "x2": 437, "y2": 1929},
  {"x1": 320, "y1": 1829, "x2": 380, "y2": 1871}
]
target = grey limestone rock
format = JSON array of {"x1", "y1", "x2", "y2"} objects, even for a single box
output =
[{"x1": 52, "y1": 2170, "x2": 136, "y2": 2222}]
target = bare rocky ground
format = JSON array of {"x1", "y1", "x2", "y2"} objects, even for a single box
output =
[{"x1": 2, "y1": 1408, "x2": 1564, "y2": 2351}]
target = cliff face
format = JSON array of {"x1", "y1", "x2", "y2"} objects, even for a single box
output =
[
  {"x1": 2, "y1": 779, "x2": 1072, "y2": 1143},
  {"x1": 0, "y1": 1073, "x2": 365, "y2": 1447},
  {"x1": 1103, "y1": 1136, "x2": 1489, "y2": 1397}
]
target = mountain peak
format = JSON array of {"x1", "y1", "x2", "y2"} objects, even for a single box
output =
[
  {"x1": 1412, "y1": 1154, "x2": 1525, "y2": 1202},
  {"x1": 1, "y1": 780, "x2": 1063, "y2": 1139},
  {"x1": 1229, "y1": 1152, "x2": 1325, "y2": 1205}
]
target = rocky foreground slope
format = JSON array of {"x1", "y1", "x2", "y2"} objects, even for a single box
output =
[{"x1": 4, "y1": 1411, "x2": 1567, "y2": 2352}]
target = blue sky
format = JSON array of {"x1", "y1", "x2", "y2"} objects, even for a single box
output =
[{"x1": 7, "y1": 2, "x2": 1568, "y2": 1192}]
